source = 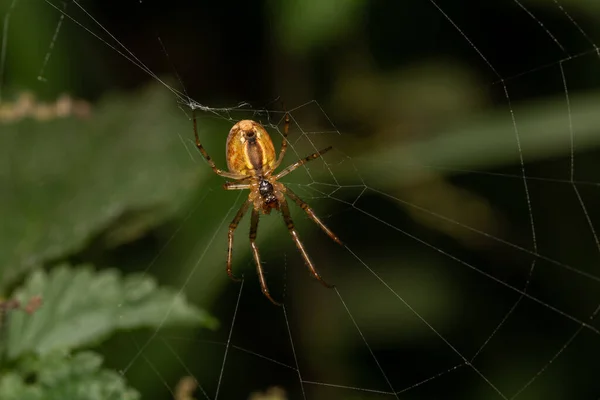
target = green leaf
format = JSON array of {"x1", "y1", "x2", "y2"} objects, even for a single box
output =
[
  {"x1": 0, "y1": 351, "x2": 140, "y2": 400},
  {"x1": 0, "y1": 84, "x2": 210, "y2": 290},
  {"x1": 5, "y1": 264, "x2": 217, "y2": 360}
]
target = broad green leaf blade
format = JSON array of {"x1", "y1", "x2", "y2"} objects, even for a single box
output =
[
  {"x1": 5, "y1": 264, "x2": 217, "y2": 360},
  {"x1": 0, "y1": 83, "x2": 210, "y2": 290},
  {"x1": 0, "y1": 351, "x2": 140, "y2": 400}
]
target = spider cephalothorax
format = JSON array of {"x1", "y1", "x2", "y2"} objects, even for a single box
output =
[
  {"x1": 192, "y1": 111, "x2": 342, "y2": 305},
  {"x1": 258, "y1": 179, "x2": 278, "y2": 210}
]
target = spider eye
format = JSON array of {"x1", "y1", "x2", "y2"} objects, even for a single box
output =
[{"x1": 246, "y1": 130, "x2": 256, "y2": 138}]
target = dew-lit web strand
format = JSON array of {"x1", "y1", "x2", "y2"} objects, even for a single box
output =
[
  {"x1": 285, "y1": 143, "x2": 509, "y2": 397},
  {"x1": 202, "y1": 229, "x2": 402, "y2": 398},
  {"x1": 488, "y1": 47, "x2": 597, "y2": 88},
  {"x1": 367, "y1": 187, "x2": 600, "y2": 282},
  {"x1": 470, "y1": 292, "x2": 522, "y2": 363},
  {"x1": 280, "y1": 255, "x2": 311, "y2": 399},
  {"x1": 31, "y1": 0, "x2": 600, "y2": 117},
  {"x1": 507, "y1": 6, "x2": 600, "y2": 396},
  {"x1": 510, "y1": 59, "x2": 600, "y2": 400},
  {"x1": 86, "y1": 185, "x2": 213, "y2": 397},
  {"x1": 334, "y1": 287, "x2": 400, "y2": 399},
  {"x1": 287, "y1": 99, "x2": 342, "y2": 137},
  {"x1": 485, "y1": 1, "x2": 600, "y2": 89},
  {"x1": 552, "y1": 0, "x2": 599, "y2": 54},
  {"x1": 290, "y1": 171, "x2": 600, "y2": 397},
  {"x1": 161, "y1": 338, "x2": 212, "y2": 400},
  {"x1": 107, "y1": 191, "x2": 245, "y2": 398},
  {"x1": 37, "y1": 0, "x2": 68, "y2": 82},
  {"x1": 302, "y1": 381, "x2": 395, "y2": 396},
  {"x1": 512, "y1": 0, "x2": 567, "y2": 55},
  {"x1": 287, "y1": 156, "x2": 600, "y2": 320},
  {"x1": 128, "y1": 337, "x2": 177, "y2": 399},
  {"x1": 510, "y1": 304, "x2": 600, "y2": 399},
  {"x1": 300, "y1": 183, "x2": 600, "y2": 334},
  {"x1": 407, "y1": 164, "x2": 600, "y2": 187},
  {"x1": 165, "y1": 250, "x2": 400, "y2": 397},
  {"x1": 282, "y1": 304, "x2": 307, "y2": 400},
  {"x1": 475, "y1": 143, "x2": 554, "y2": 344},
  {"x1": 387, "y1": 0, "x2": 542, "y2": 323},
  {"x1": 288, "y1": 169, "x2": 600, "y2": 396},
  {"x1": 342, "y1": 245, "x2": 508, "y2": 399},
  {"x1": 162, "y1": 335, "x2": 297, "y2": 371},
  {"x1": 214, "y1": 278, "x2": 244, "y2": 400},
  {"x1": 156, "y1": 35, "x2": 189, "y2": 100},
  {"x1": 394, "y1": 363, "x2": 466, "y2": 395},
  {"x1": 138, "y1": 187, "x2": 212, "y2": 278},
  {"x1": 286, "y1": 109, "x2": 341, "y2": 187},
  {"x1": 289, "y1": 133, "x2": 600, "y2": 283},
  {"x1": 42, "y1": 0, "x2": 241, "y2": 118},
  {"x1": 288, "y1": 173, "x2": 600, "y2": 335},
  {"x1": 284, "y1": 144, "x2": 600, "y2": 287},
  {"x1": 317, "y1": 192, "x2": 600, "y2": 398},
  {"x1": 139, "y1": 353, "x2": 176, "y2": 398},
  {"x1": 178, "y1": 133, "x2": 198, "y2": 162},
  {"x1": 36, "y1": 1, "x2": 600, "y2": 125},
  {"x1": 41, "y1": 0, "x2": 187, "y2": 104},
  {"x1": 501, "y1": 70, "x2": 538, "y2": 252},
  {"x1": 133, "y1": 336, "x2": 215, "y2": 400},
  {"x1": 286, "y1": 160, "x2": 600, "y2": 284},
  {"x1": 94, "y1": 127, "x2": 212, "y2": 399},
  {"x1": 427, "y1": 1, "x2": 557, "y2": 385},
  {"x1": 0, "y1": 0, "x2": 18, "y2": 103},
  {"x1": 67, "y1": 0, "x2": 215, "y2": 116},
  {"x1": 61, "y1": 0, "x2": 600, "y2": 107},
  {"x1": 560, "y1": 62, "x2": 600, "y2": 259}
]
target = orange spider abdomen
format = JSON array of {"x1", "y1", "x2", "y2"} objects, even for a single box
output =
[{"x1": 226, "y1": 120, "x2": 276, "y2": 176}]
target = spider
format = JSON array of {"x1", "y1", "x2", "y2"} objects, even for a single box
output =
[{"x1": 192, "y1": 110, "x2": 342, "y2": 305}]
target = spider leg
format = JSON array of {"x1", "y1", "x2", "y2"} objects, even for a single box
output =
[
  {"x1": 227, "y1": 199, "x2": 252, "y2": 282},
  {"x1": 285, "y1": 187, "x2": 343, "y2": 246},
  {"x1": 280, "y1": 197, "x2": 334, "y2": 289},
  {"x1": 192, "y1": 109, "x2": 247, "y2": 180},
  {"x1": 250, "y1": 208, "x2": 281, "y2": 305},
  {"x1": 223, "y1": 182, "x2": 252, "y2": 190},
  {"x1": 275, "y1": 146, "x2": 333, "y2": 180},
  {"x1": 272, "y1": 112, "x2": 290, "y2": 170}
]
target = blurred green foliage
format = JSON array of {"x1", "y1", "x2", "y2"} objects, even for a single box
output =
[
  {"x1": 6, "y1": 265, "x2": 217, "y2": 360},
  {"x1": 271, "y1": 0, "x2": 365, "y2": 54},
  {"x1": 0, "y1": 351, "x2": 140, "y2": 400},
  {"x1": 0, "y1": 81, "x2": 220, "y2": 397},
  {"x1": 0, "y1": 264, "x2": 215, "y2": 399},
  {"x1": 0, "y1": 85, "x2": 205, "y2": 289}
]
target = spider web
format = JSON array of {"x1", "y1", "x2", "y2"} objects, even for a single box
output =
[{"x1": 3, "y1": 0, "x2": 600, "y2": 399}]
